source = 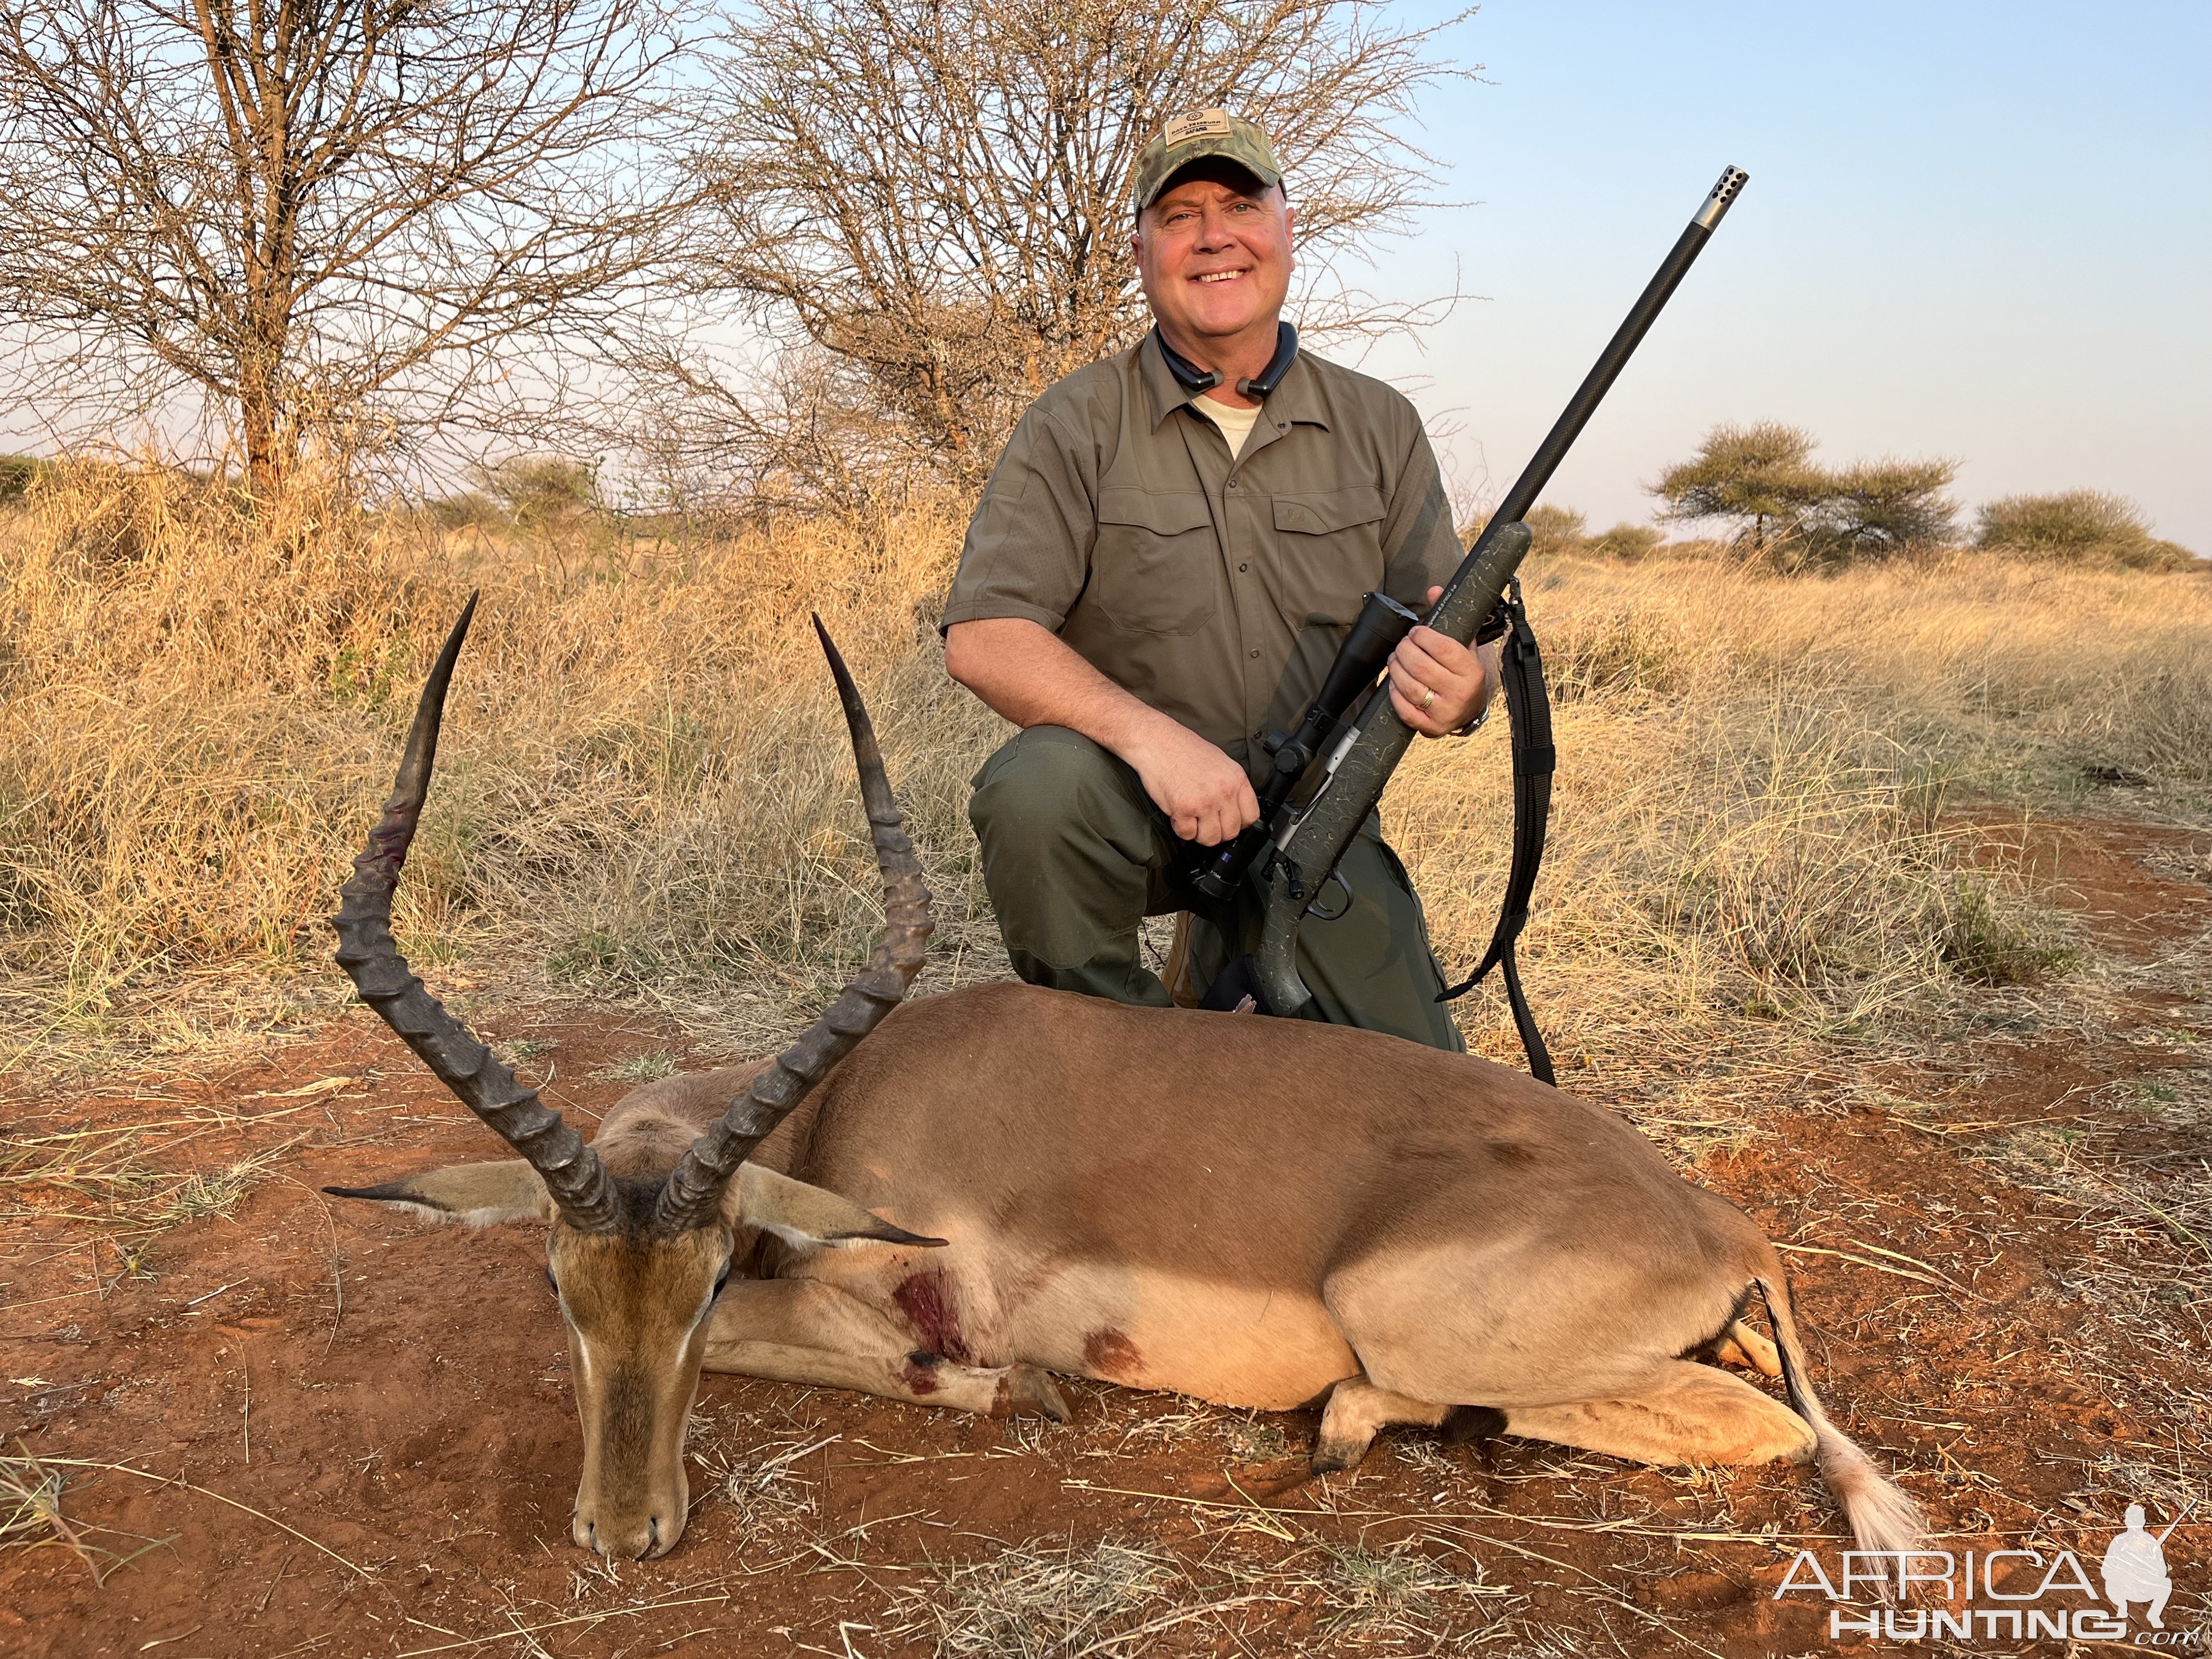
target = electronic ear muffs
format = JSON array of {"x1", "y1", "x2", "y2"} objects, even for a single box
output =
[{"x1": 1155, "y1": 321, "x2": 1298, "y2": 400}]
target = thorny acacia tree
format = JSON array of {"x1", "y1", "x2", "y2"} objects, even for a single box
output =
[
  {"x1": 1652, "y1": 422, "x2": 1957, "y2": 566},
  {"x1": 1650, "y1": 422, "x2": 1827, "y2": 555},
  {"x1": 662, "y1": 0, "x2": 1469, "y2": 496},
  {"x1": 0, "y1": 0, "x2": 699, "y2": 492}
]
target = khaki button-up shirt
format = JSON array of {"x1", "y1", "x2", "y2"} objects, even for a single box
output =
[{"x1": 940, "y1": 334, "x2": 1463, "y2": 779}]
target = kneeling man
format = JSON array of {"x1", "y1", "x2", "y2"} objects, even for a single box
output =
[{"x1": 940, "y1": 111, "x2": 1494, "y2": 1051}]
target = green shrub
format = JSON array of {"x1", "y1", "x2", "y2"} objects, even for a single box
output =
[
  {"x1": 479, "y1": 455, "x2": 603, "y2": 528},
  {"x1": 1940, "y1": 880, "x2": 2076, "y2": 987},
  {"x1": 1979, "y1": 488, "x2": 2142, "y2": 550},
  {"x1": 1464, "y1": 501, "x2": 1590, "y2": 556},
  {"x1": 0, "y1": 455, "x2": 41, "y2": 503},
  {"x1": 427, "y1": 490, "x2": 506, "y2": 532},
  {"x1": 1466, "y1": 506, "x2": 1667, "y2": 563},
  {"x1": 1587, "y1": 521, "x2": 1664, "y2": 560},
  {"x1": 1523, "y1": 502, "x2": 1588, "y2": 556},
  {"x1": 1976, "y1": 490, "x2": 2199, "y2": 572}
]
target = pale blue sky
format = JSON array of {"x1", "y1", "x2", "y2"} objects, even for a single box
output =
[{"x1": 1348, "y1": 1, "x2": 2210, "y2": 550}]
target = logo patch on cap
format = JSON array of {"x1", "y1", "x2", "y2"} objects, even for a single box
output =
[{"x1": 1161, "y1": 108, "x2": 1233, "y2": 148}]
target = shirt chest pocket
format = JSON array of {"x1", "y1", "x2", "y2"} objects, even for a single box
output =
[
  {"x1": 1269, "y1": 485, "x2": 1387, "y2": 625},
  {"x1": 1091, "y1": 488, "x2": 1219, "y2": 636}
]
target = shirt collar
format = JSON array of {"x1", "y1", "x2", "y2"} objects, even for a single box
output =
[{"x1": 1135, "y1": 329, "x2": 1331, "y2": 434}]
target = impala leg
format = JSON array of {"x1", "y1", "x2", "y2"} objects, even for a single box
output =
[
  {"x1": 1711, "y1": 1319, "x2": 1782, "y2": 1378},
  {"x1": 1504, "y1": 1360, "x2": 1814, "y2": 1465},
  {"x1": 703, "y1": 1277, "x2": 1070, "y2": 1421},
  {"x1": 1312, "y1": 1374, "x2": 1454, "y2": 1474}
]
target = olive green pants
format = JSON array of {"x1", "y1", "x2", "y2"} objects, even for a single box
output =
[{"x1": 968, "y1": 725, "x2": 1465, "y2": 1052}]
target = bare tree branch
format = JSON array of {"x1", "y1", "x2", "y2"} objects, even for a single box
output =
[
  {"x1": 0, "y1": 0, "x2": 704, "y2": 489},
  {"x1": 658, "y1": 0, "x2": 1472, "y2": 494}
]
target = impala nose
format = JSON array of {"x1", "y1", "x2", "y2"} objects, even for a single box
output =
[{"x1": 573, "y1": 1508, "x2": 676, "y2": 1559}]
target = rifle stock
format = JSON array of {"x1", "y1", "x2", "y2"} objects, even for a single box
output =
[{"x1": 1248, "y1": 165, "x2": 1751, "y2": 1022}]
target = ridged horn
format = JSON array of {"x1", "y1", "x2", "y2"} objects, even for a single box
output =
[
  {"x1": 656, "y1": 617, "x2": 934, "y2": 1234},
  {"x1": 330, "y1": 596, "x2": 618, "y2": 1232}
]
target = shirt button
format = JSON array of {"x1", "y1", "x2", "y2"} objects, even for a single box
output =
[
  {"x1": 1238, "y1": 562, "x2": 1249, "y2": 572},
  {"x1": 1249, "y1": 648, "x2": 1261, "y2": 659},
  {"x1": 1227, "y1": 479, "x2": 1238, "y2": 490}
]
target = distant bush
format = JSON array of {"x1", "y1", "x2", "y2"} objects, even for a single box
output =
[
  {"x1": 1812, "y1": 459, "x2": 1961, "y2": 556},
  {"x1": 1522, "y1": 503, "x2": 1589, "y2": 556},
  {"x1": 1976, "y1": 490, "x2": 2199, "y2": 572},
  {"x1": 483, "y1": 456, "x2": 603, "y2": 528},
  {"x1": 1652, "y1": 423, "x2": 1958, "y2": 568},
  {"x1": 1466, "y1": 504, "x2": 1667, "y2": 562},
  {"x1": 0, "y1": 454, "x2": 40, "y2": 503},
  {"x1": 423, "y1": 457, "x2": 607, "y2": 540},
  {"x1": 427, "y1": 490, "x2": 506, "y2": 532},
  {"x1": 1587, "y1": 522, "x2": 1664, "y2": 561}
]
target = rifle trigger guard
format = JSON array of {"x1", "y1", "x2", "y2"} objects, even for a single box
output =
[{"x1": 1306, "y1": 868, "x2": 1354, "y2": 922}]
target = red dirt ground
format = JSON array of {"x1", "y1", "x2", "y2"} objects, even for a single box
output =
[{"x1": 4, "y1": 810, "x2": 2208, "y2": 1657}]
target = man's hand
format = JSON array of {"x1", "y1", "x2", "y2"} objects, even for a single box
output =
[
  {"x1": 945, "y1": 616, "x2": 1259, "y2": 842},
  {"x1": 1387, "y1": 585, "x2": 1493, "y2": 737},
  {"x1": 1127, "y1": 718, "x2": 1260, "y2": 845}
]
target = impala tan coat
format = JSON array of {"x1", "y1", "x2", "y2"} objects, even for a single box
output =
[{"x1": 331, "y1": 604, "x2": 1925, "y2": 1566}]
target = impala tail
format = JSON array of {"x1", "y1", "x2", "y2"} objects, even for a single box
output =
[{"x1": 1752, "y1": 1272, "x2": 1926, "y2": 1560}]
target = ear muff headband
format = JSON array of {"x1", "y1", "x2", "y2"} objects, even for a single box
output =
[{"x1": 1155, "y1": 321, "x2": 1299, "y2": 400}]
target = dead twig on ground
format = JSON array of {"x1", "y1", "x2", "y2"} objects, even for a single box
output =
[{"x1": 33, "y1": 1457, "x2": 371, "y2": 1578}]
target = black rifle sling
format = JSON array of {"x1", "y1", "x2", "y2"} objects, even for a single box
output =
[{"x1": 1438, "y1": 577, "x2": 1556, "y2": 1086}]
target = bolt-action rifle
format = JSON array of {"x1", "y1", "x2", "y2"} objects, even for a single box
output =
[{"x1": 1191, "y1": 165, "x2": 1752, "y2": 1029}]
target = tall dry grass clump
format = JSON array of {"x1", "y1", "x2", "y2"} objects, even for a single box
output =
[
  {"x1": 0, "y1": 460, "x2": 1000, "y2": 1067},
  {"x1": 4, "y1": 471, "x2": 2208, "y2": 1081},
  {"x1": 1389, "y1": 550, "x2": 2212, "y2": 1082}
]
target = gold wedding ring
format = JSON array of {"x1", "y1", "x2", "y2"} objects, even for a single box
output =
[{"x1": 1420, "y1": 686, "x2": 1436, "y2": 712}]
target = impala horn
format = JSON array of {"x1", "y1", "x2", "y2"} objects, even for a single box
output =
[
  {"x1": 654, "y1": 616, "x2": 934, "y2": 1234},
  {"x1": 330, "y1": 595, "x2": 619, "y2": 1231}
]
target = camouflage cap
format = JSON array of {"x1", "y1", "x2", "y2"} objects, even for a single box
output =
[{"x1": 1131, "y1": 110, "x2": 1284, "y2": 212}]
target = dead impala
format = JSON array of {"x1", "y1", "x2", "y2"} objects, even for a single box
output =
[{"x1": 328, "y1": 602, "x2": 1924, "y2": 1561}]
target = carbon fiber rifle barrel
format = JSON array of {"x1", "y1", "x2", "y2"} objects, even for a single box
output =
[{"x1": 1250, "y1": 165, "x2": 1750, "y2": 1021}]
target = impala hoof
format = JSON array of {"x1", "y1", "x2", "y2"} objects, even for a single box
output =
[
  {"x1": 1310, "y1": 1435, "x2": 1369, "y2": 1475},
  {"x1": 1000, "y1": 1365, "x2": 1073, "y2": 1422}
]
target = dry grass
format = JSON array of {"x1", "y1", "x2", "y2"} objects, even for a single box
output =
[
  {"x1": 885, "y1": 1539, "x2": 1205, "y2": 1658},
  {"x1": 1979, "y1": 1067, "x2": 2212, "y2": 1322},
  {"x1": 0, "y1": 1446, "x2": 171, "y2": 1584},
  {"x1": 1, "y1": 1115, "x2": 296, "y2": 1234},
  {"x1": 1386, "y1": 548, "x2": 2212, "y2": 1104},
  {"x1": 0, "y1": 1447, "x2": 93, "y2": 1578},
  {"x1": 1306, "y1": 1538, "x2": 1508, "y2": 1649},
  {"x1": 882, "y1": 1531, "x2": 1522, "y2": 1657},
  {"x1": 688, "y1": 1419, "x2": 840, "y2": 1544},
  {"x1": 0, "y1": 459, "x2": 1004, "y2": 1073},
  {"x1": 601, "y1": 1049, "x2": 678, "y2": 1082},
  {"x1": 4, "y1": 463, "x2": 2211, "y2": 1087}
]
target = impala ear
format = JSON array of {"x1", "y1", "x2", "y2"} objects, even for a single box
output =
[
  {"x1": 325, "y1": 1160, "x2": 555, "y2": 1227},
  {"x1": 735, "y1": 1164, "x2": 945, "y2": 1249}
]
